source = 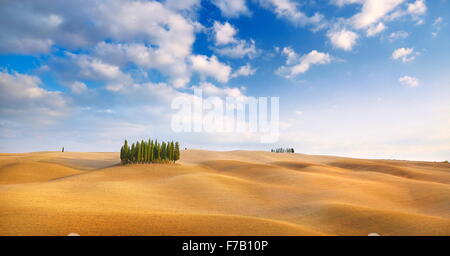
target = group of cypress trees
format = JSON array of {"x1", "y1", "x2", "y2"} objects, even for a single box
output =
[
  {"x1": 271, "y1": 148, "x2": 295, "y2": 153},
  {"x1": 120, "y1": 139, "x2": 180, "y2": 164}
]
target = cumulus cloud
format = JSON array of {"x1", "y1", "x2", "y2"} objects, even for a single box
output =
[
  {"x1": 327, "y1": 29, "x2": 359, "y2": 51},
  {"x1": 94, "y1": 42, "x2": 190, "y2": 88},
  {"x1": 433, "y1": 17, "x2": 443, "y2": 26},
  {"x1": 387, "y1": 0, "x2": 427, "y2": 23},
  {"x1": 407, "y1": 0, "x2": 427, "y2": 15},
  {"x1": 0, "y1": 2, "x2": 67, "y2": 54},
  {"x1": 49, "y1": 52, "x2": 133, "y2": 91},
  {"x1": 399, "y1": 76, "x2": 419, "y2": 87},
  {"x1": 366, "y1": 22, "x2": 386, "y2": 37},
  {"x1": 0, "y1": 0, "x2": 197, "y2": 87},
  {"x1": 85, "y1": 0, "x2": 196, "y2": 59},
  {"x1": 212, "y1": 21, "x2": 258, "y2": 59},
  {"x1": 281, "y1": 47, "x2": 299, "y2": 65},
  {"x1": 211, "y1": 0, "x2": 250, "y2": 18},
  {"x1": 190, "y1": 55, "x2": 232, "y2": 83},
  {"x1": 213, "y1": 21, "x2": 238, "y2": 45},
  {"x1": 388, "y1": 31, "x2": 409, "y2": 41},
  {"x1": 191, "y1": 82, "x2": 245, "y2": 98},
  {"x1": 331, "y1": 0, "x2": 364, "y2": 6},
  {"x1": 391, "y1": 47, "x2": 418, "y2": 62},
  {"x1": 215, "y1": 39, "x2": 258, "y2": 59},
  {"x1": 351, "y1": 0, "x2": 405, "y2": 29},
  {"x1": 231, "y1": 63, "x2": 257, "y2": 78},
  {"x1": 164, "y1": 0, "x2": 201, "y2": 11},
  {"x1": 331, "y1": 0, "x2": 427, "y2": 42},
  {"x1": 0, "y1": 71, "x2": 68, "y2": 122},
  {"x1": 0, "y1": 38, "x2": 54, "y2": 55},
  {"x1": 431, "y1": 17, "x2": 444, "y2": 37},
  {"x1": 257, "y1": 0, "x2": 325, "y2": 28},
  {"x1": 67, "y1": 81, "x2": 88, "y2": 94},
  {"x1": 277, "y1": 48, "x2": 332, "y2": 78}
]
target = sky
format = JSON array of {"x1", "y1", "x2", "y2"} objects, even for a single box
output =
[{"x1": 0, "y1": 0, "x2": 449, "y2": 161}]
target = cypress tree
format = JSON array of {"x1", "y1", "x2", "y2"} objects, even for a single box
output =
[
  {"x1": 171, "y1": 141, "x2": 175, "y2": 162},
  {"x1": 135, "y1": 142, "x2": 139, "y2": 163},
  {"x1": 146, "y1": 141, "x2": 149, "y2": 162},
  {"x1": 120, "y1": 139, "x2": 181, "y2": 164},
  {"x1": 140, "y1": 140, "x2": 145, "y2": 163},
  {"x1": 147, "y1": 139, "x2": 152, "y2": 163},
  {"x1": 131, "y1": 143, "x2": 135, "y2": 163},
  {"x1": 166, "y1": 142, "x2": 169, "y2": 161},
  {"x1": 168, "y1": 142, "x2": 172, "y2": 161},
  {"x1": 161, "y1": 142, "x2": 164, "y2": 161},
  {"x1": 137, "y1": 141, "x2": 142, "y2": 163},
  {"x1": 161, "y1": 142, "x2": 166, "y2": 162},
  {"x1": 127, "y1": 143, "x2": 132, "y2": 163},
  {"x1": 155, "y1": 140, "x2": 160, "y2": 162},
  {"x1": 123, "y1": 140, "x2": 129, "y2": 164},
  {"x1": 166, "y1": 142, "x2": 170, "y2": 161},
  {"x1": 149, "y1": 140, "x2": 154, "y2": 162},
  {"x1": 161, "y1": 141, "x2": 165, "y2": 162},
  {"x1": 143, "y1": 140, "x2": 146, "y2": 163},
  {"x1": 120, "y1": 145, "x2": 123, "y2": 163},
  {"x1": 174, "y1": 142, "x2": 180, "y2": 161},
  {"x1": 168, "y1": 141, "x2": 174, "y2": 162}
]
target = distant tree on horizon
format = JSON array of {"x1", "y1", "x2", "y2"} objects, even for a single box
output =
[{"x1": 271, "y1": 148, "x2": 295, "y2": 153}]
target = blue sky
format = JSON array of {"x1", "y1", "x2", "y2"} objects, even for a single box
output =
[{"x1": 0, "y1": 0, "x2": 449, "y2": 161}]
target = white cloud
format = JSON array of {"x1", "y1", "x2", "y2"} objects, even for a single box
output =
[
  {"x1": 0, "y1": 0, "x2": 196, "y2": 88},
  {"x1": 331, "y1": 0, "x2": 364, "y2": 7},
  {"x1": 94, "y1": 42, "x2": 190, "y2": 88},
  {"x1": 391, "y1": 47, "x2": 417, "y2": 62},
  {"x1": 334, "y1": 0, "x2": 426, "y2": 38},
  {"x1": 433, "y1": 17, "x2": 443, "y2": 26},
  {"x1": 215, "y1": 39, "x2": 258, "y2": 58},
  {"x1": 164, "y1": 0, "x2": 201, "y2": 11},
  {"x1": 0, "y1": 71, "x2": 68, "y2": 122},
  {"x1": 211, "y1": 0, "x2": 250, "y2": 18},
  {"x1": 213, "y1": 21, "x2": 238, "y2": 45},
  {"x1": 70, "y1": 53, "x2": 133, "y2": 89},
  {"x1": 351, "y1": 0, "x2": 405, "y2": 29},
  {"x1": 0, "y1": 38, "x2": 54, "y2": 55},
  {"x1": 399, "y1": 76, "x2": 419, "y2": 87},
  {"x1": 366, "y1": 22, "x2": 386, "y2": 37},
  {"x1": 0, "y1": 0, "x2": 195, "y2": 54},
  {"x1": 231, "y1": 63, "x2": 257, "y2": 78},
  {"x1": 407, "y1": 0, "x2": 427, "y2": 15},
  {"x1": 327, "y1": 29, "x2": 359, "y2": 51},
  {"x1": 431, "y1": 17, "x2": 444, "y2": 37},
  {"x1": 212, "y1": 21, "x2": 258, "y2": 59},
  {"x1": 277, "y1": 49, "x2": 332, "y2": 78},
  {"x1": 92, "y1": 1, "x2": 195, "y2": 59},
  {"x1": 282, "y1": 47, "x2": 300, "y2": 66},
  {"x1": 388, "y1": 31, "x2": 409, "y2": 41},
  {"x1": 257, "y1": 0, "x2": 325, "y2": 27},
  {"x1": 191, "y1": 82, "x2": 245, "y2": 97},
  {"x1": 190, "y1": 55, "x2": 232, "y2": 83},
  {"x1": 97, "y1": 108, "x2": 114, "y2": 114},
  {"x1": 386, "y1": 0, "x2": 427, "y2": 22},
  {"x1": 67, "y1": 81, "x2": 88, "y2": 94},
  {"x1": 76, "y1": 56, "x2": 126, "y2": 81}
]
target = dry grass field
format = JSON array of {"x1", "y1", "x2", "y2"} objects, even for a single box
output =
[{"x1": 1, "y1": 150, "x2": 449, "y2": 236}]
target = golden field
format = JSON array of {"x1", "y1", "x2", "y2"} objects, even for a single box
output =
[{"x1": 0, "y1": 150, "x2": 449, "y2": 236}]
